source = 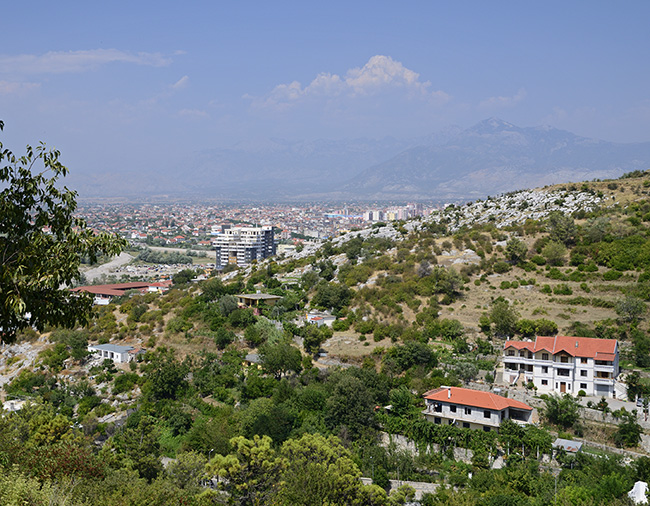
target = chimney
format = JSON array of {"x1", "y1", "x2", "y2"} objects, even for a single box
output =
[
  {"x1": 448, "y1": 387, "x2": 451, "y2": 399},
  {"x1": 575, "y1": 341, "x2": 579, "y2": 348}
]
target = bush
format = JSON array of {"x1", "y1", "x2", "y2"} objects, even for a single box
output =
[{"x1": 553, "y1": 284, "x2": 573, "y2": 295}]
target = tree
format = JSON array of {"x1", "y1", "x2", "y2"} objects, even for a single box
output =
[
  {"x1": 613, "y1": 409, "x2": 642, "y2": 447},
  {"x1": 541, "y1": 241, "x2": 567, "y2": 266},
  {"x1": 259, "y1": 340, "x2": 303, "y2": 378},
  {"x1": 206, "y1": 435, "x2": 284, "y2": 506},
  {"x1": 489, "y1": 299, "x2": 519, "y2": 338},
  {"x1": 0, "y1": 121, "x2": 125, "y2": 343},
  {"x1": 505, "y1": 238, "x2": 528, "y2": 264},
  {"x1": 542, "y1": 394, "x2": 581, "y2": 429},
  {"x1": 325, "y1": 375, "x2": 376, "y2": 439},
  {"x1": 615, "y1": 296, "x2": 646, "y2": 323},
  {"x1": 547, "y1": 211, "x2": 576, "y2": 246}
]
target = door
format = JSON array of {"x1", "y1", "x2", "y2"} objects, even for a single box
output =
[{"x1": 560, "y1": 382, "x2": 566, "y2": 393}]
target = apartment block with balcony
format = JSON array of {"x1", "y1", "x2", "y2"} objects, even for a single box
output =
[
  {"x1": 422, "y1": 386, "x2": 533, "y2": 432},
  {"x1": 213, "y1": 226, "x2": 276, "y2": 268},
  {"x1": 503, "y1": 336, "x2": 619, "y2": 398}
]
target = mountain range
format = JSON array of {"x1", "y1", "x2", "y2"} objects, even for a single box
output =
[{"x1": 71, "y1": 118, "x2": 650, "y2": 202}]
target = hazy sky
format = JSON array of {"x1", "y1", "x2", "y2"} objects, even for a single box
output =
[{"x1": 1, "y1": 1, "x2": 649, "y2": 176}]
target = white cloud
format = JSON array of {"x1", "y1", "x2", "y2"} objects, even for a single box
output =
[
  {"x1": 252, "y1": 55, "x2": 449, "y2": 109},
  {"x1": 172, "y1": 76, "x2": 189, "y2": 89},
  {"x1": 178, "y1": 108, "x2": 208, "y2": 119},
  {"x1": 478, "y1": 88, "x2": 527, "y2": 109},
  {"x1": 0, "y1": 80, "x2": 40, "y2": 95},
  {"x1": 0, "y1": 49, "x2": 171, "y2": 75}
]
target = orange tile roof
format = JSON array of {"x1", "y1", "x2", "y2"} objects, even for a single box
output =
[
  {"x1": 504, "y1": 336, "x2": 617, "y2": 359},
  {"x1": 424, "y1": 387, "x2": 532, "y2": 411}
]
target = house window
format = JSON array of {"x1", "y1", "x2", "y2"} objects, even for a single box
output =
[
  {"x1": 450, "y1": 405, "x2": 457, "y2": 413},
  {"x1": 542, "y1": 366, "x2": 548, "y2": 374},
  {"x1": 465, "y1": 407, "x2": 472, "y2": 415},
  {"x1": 581, "y1": 358, "x2": 588, "y2": 364},
  {"x1": 483, "y1": 426, "x2": 491, "y2": 432},
  {"x1": 580, "y1": 383, "x2": 587, "y2": 389},
  {"x1": 508, "y1": 349, "x2": 515, "y2": 356},
  {"x1": 528, "y1": 352, "x2": 533, "y2": 359},
  {"x1": 541, "y1": 379, "x2": 548, "y2": 385},
  {"x1": 542, "y1": 353, "x2": 549, "y2": 361},
  {"x1": 519, "y1": 350, "x2": 525, "y2": 357},
  {"x1": 434, "y1": 417, "x2": 441, "y2": 424},
  {"x1": 557, "y1": 369, "x2": 570, "y2": 377},
  {"x1": 560, "y1": 356, "x2": 569, "y2": 363},
  {"x1": 580, "y1": 370, "x2": 587, "y2": 377},
  {"x1": 484, "y1": 410, "x2": 491, "y2": 419},
  {"x1": 463, "y1": 422, "x2": 470, "y2": 429}
]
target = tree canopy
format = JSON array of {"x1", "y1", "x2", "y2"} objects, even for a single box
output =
[{"x1": 0, "y1": 122, "x2": 125, "y2": 343}]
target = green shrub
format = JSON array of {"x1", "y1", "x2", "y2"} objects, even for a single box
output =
[{"x1": 553, "y1": 284, "x2": 573, "y2": 295}]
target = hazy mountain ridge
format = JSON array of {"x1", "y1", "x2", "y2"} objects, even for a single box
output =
[
  {"x1": 67, "y1": 119, "x2": 650, "y2": 201},
  {"x1": 339, "y1": 118, "x2": 650, "y2": 200}
]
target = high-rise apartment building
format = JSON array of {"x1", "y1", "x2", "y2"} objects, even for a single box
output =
[{"x1": 213, "y1": 226, "x2": 276, "y2": 268}]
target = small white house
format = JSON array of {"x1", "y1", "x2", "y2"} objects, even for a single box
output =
[{"x1": 88, "y1": 344, "x2": 135, "y2": 364}]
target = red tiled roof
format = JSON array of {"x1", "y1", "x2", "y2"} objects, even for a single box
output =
[
  {"x1": 71, "y1": 282, "x2": 154, "y2": 297},
  {"x1": 504, "y1": 336, "x2": 617, "y2": 359},
  {"x1": 424, "y1": 387, "x2": 532, "y2": 411}
]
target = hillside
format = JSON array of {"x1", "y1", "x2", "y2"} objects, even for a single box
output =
[{"x1": 1, "y1": 171, "x2": 650, "y2": 505}]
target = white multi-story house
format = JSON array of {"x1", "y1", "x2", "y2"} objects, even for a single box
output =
[
  {"x1": 422, "y1": 386, "x2": 533, "y2": 432},
  {"x1": 213, "y1": 226, "x2": 276, "y2": 268},
  {"x1": 503, "y1": 336, "x2": 619, "y2": 398}
]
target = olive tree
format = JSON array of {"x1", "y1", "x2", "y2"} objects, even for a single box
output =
[{"x1": 0, "y1": 122, "x2": 125, "y2": 343}]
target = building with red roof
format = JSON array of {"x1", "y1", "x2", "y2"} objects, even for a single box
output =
[
  {"x1": 503, "y1": 336, "x2": 619, "y2": 398},
  {"x1": 423, "y1": 386, "x2": 533, "y2": 431},
  {"x1": 71, "y1": 281, "x2": 170, "y2": 305}
]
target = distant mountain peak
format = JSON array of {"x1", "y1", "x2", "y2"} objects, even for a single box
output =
[{"x1": 467, "y1": 117, "x2": 517, "y2": 134}]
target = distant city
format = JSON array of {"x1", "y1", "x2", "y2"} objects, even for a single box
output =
[{"x1": 77, "y1": 201, "x2": 440, "y2": 246}]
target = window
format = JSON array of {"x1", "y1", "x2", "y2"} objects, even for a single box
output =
[
  {"x1": 528, "y1": 352, "x2": 533, "y2": 359},
  {"x1": 463, "y1": 422, "x2": 470, "y2": 429},
  {"x1": 580, "y1": 370, "x2": 587, "y2": 377},
  {"x1": 581, "y1": 358, "x2": 588, "y2": 364},
  {"x1": 560, "y1": 355, "x2": 569, "y2": 363},
  {"x1": 508, "y1": 349, "x2": 515, "y2": 356},
  {"x1": 580, "y1": 383, "x2": 587, "y2": 389},
  {"x1": 465, "y1": 407, "x2": 472, "y2": 415},
  {"x1": 541, "y1": 379, "x2": 548, "y2": 385},
  {"x1": 483, "y1": 426, "x2": 491, "y2": 432},
  {"x1": 542, "y1": 366, "x2": 548, "y2": 374},
  {"x1": 542, "y1": 353, "x2": 549, "y2": 361},
  {"x1": 434, "y1": 417, "x2": 441, "y2": 424},
  {"x1": 557, "y1": 369, "x2": 570, "y2": 377},
  {"x1": 519, "y1": 350, "x2": 525, "y2": 357},
  {"x1": 484, "y1": 410, "x2": 491, "y2": 419},
  {"x1": 450, "y1": 405, "x2": 457, "y2": 413}
]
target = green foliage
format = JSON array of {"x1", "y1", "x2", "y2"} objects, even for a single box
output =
[
  {"x1": 490, "y1": 299, "x2": 519, "y2": 338},
  {"x1": 0, "y1": 123, "x2": 126, "y2": 343},
  {"x1": 171, "y1": 268, "x2": 197, "y2": 285},
  {"x1": 542, "y1": 394, "x2": 581, "y2": 429},
  {"x1": 259, "y1": 340, "x2": 303, "y2": 378},
  {"x1": 613, "y1": 409, "x2": 642, "y2": 447},
  {"x1": 542, "y1": 241, "x2": 567, "y2": 266},
  {"x1": 325, "y1": 375, "x2": 376, "y2": 438}
]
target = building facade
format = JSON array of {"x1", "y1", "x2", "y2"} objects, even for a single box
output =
[
  {"x1": 213, "y1": 226, "x2": 276, "y2": 268},
  {"x1": 422, "y1": 386, "x2": 533, "y2": 432},
  {"x1": 503, "y1": 336, "x2": 619, "y2": 398}
]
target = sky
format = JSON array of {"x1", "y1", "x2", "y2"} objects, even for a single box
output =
[{"x1": 1, "y1": 1, "x2": 649, "y2": 179}]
